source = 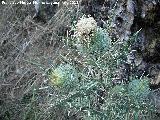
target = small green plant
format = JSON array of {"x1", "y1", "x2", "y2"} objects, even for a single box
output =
[
  {"x1": 128, "y1": 79, "x2": 150, "y2": 99},
  {"x1": 49, "y1": 64, "x2": 78, "y2": 92}
]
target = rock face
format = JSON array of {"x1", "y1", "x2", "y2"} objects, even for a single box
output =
[
  {"x1": 132, "y1": 1, "x2": 160, "y2": 63},
  {"x1": 132, "y1": 1, "x2": 160, "y2": 86},
  {"x1": 33, "y1": 0, "x2": 60, "y2": 22}
]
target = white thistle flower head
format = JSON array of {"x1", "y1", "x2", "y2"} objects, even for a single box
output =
[{"x1": 75, "y1": 15, "x2": 97, "y2": 42}]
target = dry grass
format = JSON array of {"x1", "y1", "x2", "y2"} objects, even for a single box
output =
[{"x1": 0, "y1": 0, "x2": 82, "y2": 119}]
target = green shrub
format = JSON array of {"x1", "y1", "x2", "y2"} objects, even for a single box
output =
[
  {"x1": 49, "y1": 22, "x2": 155, "y2": 119},
  {"x1": 105, "y1": 79, "x2": 153, "y2": 120}
]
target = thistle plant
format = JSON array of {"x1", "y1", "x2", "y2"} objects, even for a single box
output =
[{"x1": 50, "y1": 15, "x2": 156, "y2": 120}]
